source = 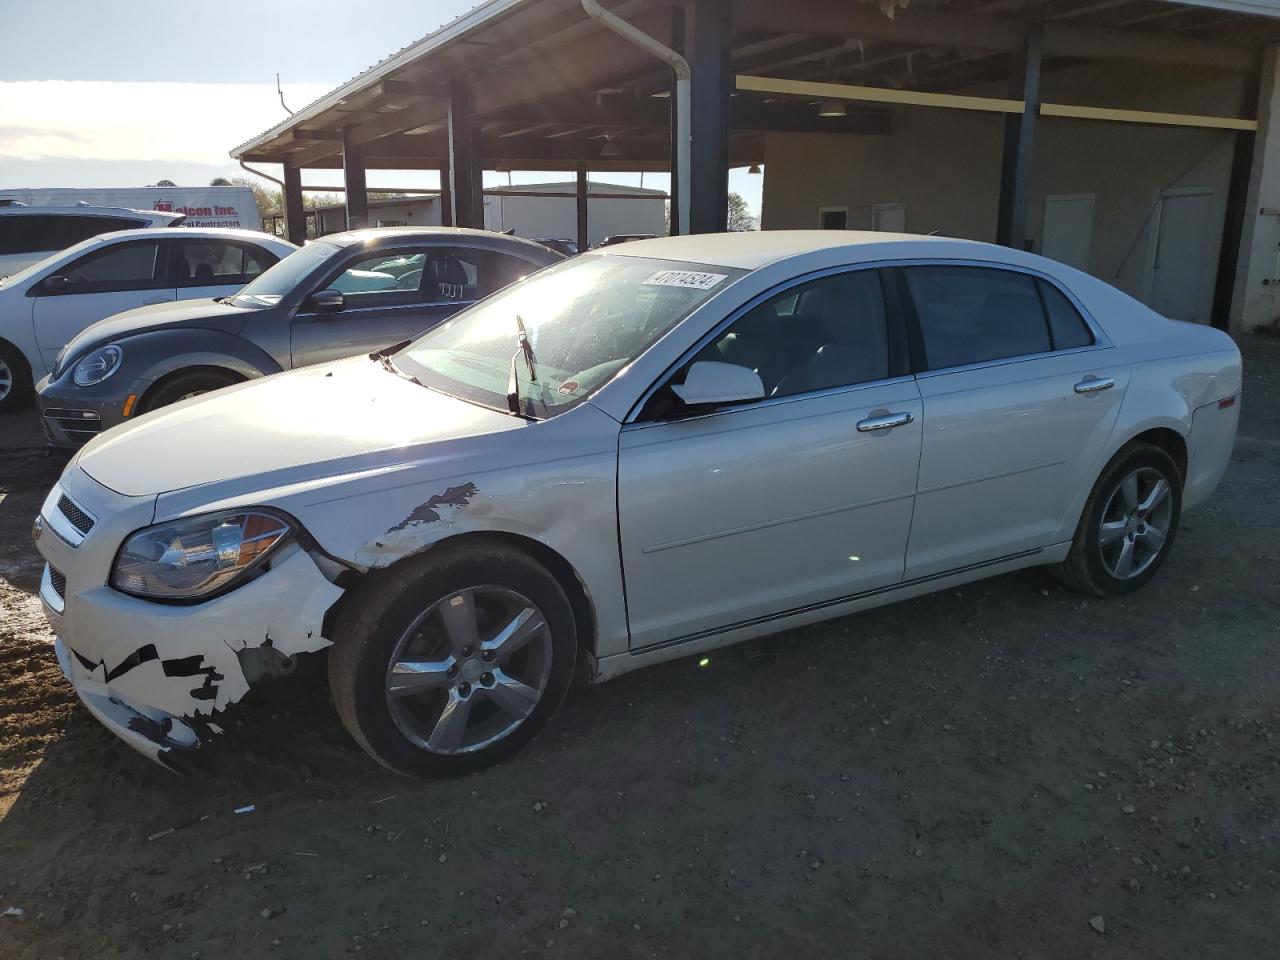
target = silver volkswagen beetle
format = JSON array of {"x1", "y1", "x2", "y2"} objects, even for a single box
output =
[{"x1": 34, "y1": 231, "x2": 1240, "y2": 776}]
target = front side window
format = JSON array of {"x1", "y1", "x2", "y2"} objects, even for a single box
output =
[
  {"x1": 687, "y1": 269, "x2": 890, "y2": 399},
  {"x1": 57, "y1": 241, "x2": 163, "y2": 292},
  {"x1": 396, "y1": 255, "x2": 744, "y2": 417},
  {"x1": 48, "y1": 215, "x2": 144, "y2": 248},
  {"x1": 906, "y1": 266, "x2": 1053, "y2": 370}
]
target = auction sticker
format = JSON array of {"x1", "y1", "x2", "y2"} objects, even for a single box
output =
[{"x1": 643, "y1": 270, "x2": 728, "y2": 290}]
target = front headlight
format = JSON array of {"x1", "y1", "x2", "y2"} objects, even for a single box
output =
[
  {"x1": 111, "y1": 509, "x2": 292, "y2": 601},
  {"x1": 73, "y1": 345, "x2": 123, "y2": 386}
]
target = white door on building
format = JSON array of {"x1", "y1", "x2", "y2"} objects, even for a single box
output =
[
  {"x1": 1041, "y1": 194, "x2": 1094, "y2": 272},
  {"x1": 1148, "y1": 189, "x2": 1215, "y2": 322},
  {"x1": 872, "y1": 203, "x2": 906, "y2": 232}
]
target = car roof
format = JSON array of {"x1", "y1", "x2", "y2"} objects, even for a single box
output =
[
  {"x1": 318, "y1": 226, "x2": 557, "y2": 257},
  {"x1": 86, "y1": 226, "x2": 292, "y2": 244},
  {"x1": 596, "y1": 230, "x2": 1033, "y2": 271}
]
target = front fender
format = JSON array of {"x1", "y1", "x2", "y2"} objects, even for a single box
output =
[{"x1": 124, "y1": 327, "x2": 284, "y2": 385}]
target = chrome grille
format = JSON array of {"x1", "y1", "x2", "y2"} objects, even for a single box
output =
[{"x1": 57, "y1": 495, "x2": 95, "y2": 536}]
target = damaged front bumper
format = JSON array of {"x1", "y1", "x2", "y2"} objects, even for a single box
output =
[{"x1": 35, "y1": 469, "x2": 346, "y2": 768}]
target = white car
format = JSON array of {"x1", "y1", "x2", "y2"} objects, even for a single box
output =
[
  {"x1": 0, "y1": 227, "x2": 295, "y2": 413},
  {"x1": 33, "y1": 231, "x2": 1240, "y2": 775},
  {"x1": 0, "y1": 204, "x2": 186, "y2": 278}
]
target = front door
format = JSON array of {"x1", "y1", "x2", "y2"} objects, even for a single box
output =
[
  {"x1": 618, "y1": 267, "x2": 922, "y2": 650},
  {"x1": 30, "y1": 238, "x2": 175, "y2": 372},
  {"x1": 900, "y1": 264, "x2": 1128, "y2": 578},
  {"x1": 1149, "y1": 190, "x2": 1215, "y2": 322}
]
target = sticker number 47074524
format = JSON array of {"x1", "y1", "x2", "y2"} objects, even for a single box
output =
[{"x1": 642, "y1": 270, "x2": 728, "y2": 290}]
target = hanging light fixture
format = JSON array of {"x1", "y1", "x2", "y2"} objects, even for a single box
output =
[
  {"x1": 600, "y1": 135, "x2": 621, "y2": 158},
  {"x1": 818, "y1": 100, "x2": 847, "y2": 118},
  {"x1": 748, "y1": 163, "x2": 762, "y2": 175}
]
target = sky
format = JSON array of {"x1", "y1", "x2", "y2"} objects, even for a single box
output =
[{"x1": 0, "y1": 0, "x2": 761, "y2": 215}]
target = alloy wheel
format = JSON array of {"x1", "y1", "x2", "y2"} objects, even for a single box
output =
[
  {"x1": 1097, "y1": 466, "x2": 1174, "y2": 580},
  {"x1": 384, "y1": 586, "x2": 553, "y2": 755},
  {"x1": 0, "y1": 357, "x2": 11, "y2": 403}
]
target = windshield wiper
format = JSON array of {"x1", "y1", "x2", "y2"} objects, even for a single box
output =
[{"x1": 506, "y1": 314, "x2": 538, "y2": 416}]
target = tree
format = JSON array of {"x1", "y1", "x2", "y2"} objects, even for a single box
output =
[
  {"x1": 209, "y1": 177, "x2": 232, "y2": 187},
  {"x1": 153, "y1": 179, "x2": 177, "y2": 187},
  {"x1": 727, "y1": 192, "x2": 757, "y2": 231}
]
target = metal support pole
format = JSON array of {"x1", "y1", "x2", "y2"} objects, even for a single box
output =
[
  {"x1": 996, "y1": 18, "x2": 1043, "y2": 249},
  {"x1": 447, "y1": 77, "x2": 484, "y2": 228},
  {"x1": 342, "y1": 131, "x2": 369, "y2": 230},
  {"x1": 438, "y1": 165, "x2": 453, "y2": 227},
  {"x1": 688, "y1": 0, "x2": 732, "y2": 234},
  {"x1": 282, "y1": 164, "x2": 305, "y2": 246},
  {"x1": 576, "y1": 162, "x2": 589, "y2": 250}
]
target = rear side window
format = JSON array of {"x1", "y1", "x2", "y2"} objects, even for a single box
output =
[
  {"x1": 906, "y1": 266, "x2": 1057, "y2": 370},
  {"x1": 1037, "y1": 278, "x2": 1095, "y2": 350},
  {"x1": 177, "y1": 240, "x2": 277, "y2": 287},
  {"x1": 0, "y1": 214, "x2": 144, "y2": 255}
]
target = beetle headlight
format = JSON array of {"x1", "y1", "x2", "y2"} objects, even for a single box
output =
[
  {"x1": 111, "y1": 510, "x2": 292, "y2": 601},
  {"x1": 73, "y1": 345, "x2": 123, "y2": 386}
]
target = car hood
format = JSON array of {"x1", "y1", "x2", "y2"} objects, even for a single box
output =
[
  {"x1": 76, "y1": 355, "x2": 524, "y2": 499},
  {"x1": 59, "y1": 298, "x2": 253, "y2": 367}
]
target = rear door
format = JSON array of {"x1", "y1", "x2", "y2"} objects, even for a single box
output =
[
  {"x1": 290, "y1": 244, "x2": 535, "y2": 367},
  {"x1": 617, "y1": 267, "x2": 922, "y2": 649},
  {"x1": 30, "y1": 238, "x2": 175, "y2": 371},
  {"x1": 899, "y1": 264, "x2": 1128, "y2": 578}
]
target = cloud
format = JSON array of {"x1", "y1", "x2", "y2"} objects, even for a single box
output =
[{"x1": 0, "y1": 80, "x2": 333, "y2": 164}]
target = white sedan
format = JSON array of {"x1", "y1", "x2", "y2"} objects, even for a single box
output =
[
  {"x1": 0, "y1": 227, "x2": 295, "y2": 413},
  {"x1": 33, "y1": 232, "x2": 1240, "y2": 775}
]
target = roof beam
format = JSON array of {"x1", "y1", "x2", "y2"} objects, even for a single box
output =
[{"x1": 735, "y1": 0, "x2": 1256, "y2": 72}]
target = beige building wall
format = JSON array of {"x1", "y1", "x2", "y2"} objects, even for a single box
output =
[{"x1": 760, "y1": 61, "x2": 1251, "y2": 326}]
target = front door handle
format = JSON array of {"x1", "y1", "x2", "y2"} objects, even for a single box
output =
[
  {"x1": 1074, "y1": 376, "x2": 1115, "y2": 395},
  {"x1": 857, "y1": 411, "x2": 914, "y2": 432}
]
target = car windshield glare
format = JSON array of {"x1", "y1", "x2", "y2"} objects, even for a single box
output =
[
  {"x1": 395, "y1": 254, "x2": 743, "y2": 417},
  {"x1": 231, "y1": 241, "x2": 336, "y2": 307}
]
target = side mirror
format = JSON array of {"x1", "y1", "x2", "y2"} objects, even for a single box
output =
[
  {"x1": 40, "y1": 274, "x2": 71, "y2": 293},
  {"x1": 308, "y1": 288, "x2": 345, "y2": 313},
  {"x1": 671, "y1": 361, "x2": 765, "y2": 407}
]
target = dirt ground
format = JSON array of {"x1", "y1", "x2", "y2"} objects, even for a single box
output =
[{"x1": 1, "y1": 339, "x2": 1277, "y2": 960}]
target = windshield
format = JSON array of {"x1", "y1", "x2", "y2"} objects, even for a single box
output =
[
  {"x1": 230, "y1": 241, "x2": 336, "y2": 307},
  {"x1": 395, "y1": 254, "x2": 744, "y2": 418}
]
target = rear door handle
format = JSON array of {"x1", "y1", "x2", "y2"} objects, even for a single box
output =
[
  {"x1": 1074, "y1": 376, "x2": 1115, "y2": 395},
  {"x1": 856, "y1": 411, "x2": 914, "y2": 432}
]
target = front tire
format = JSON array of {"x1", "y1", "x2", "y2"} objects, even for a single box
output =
[
  {"x1": 328, "y1": 541, "x2": 577, "y2": 777},
  {"x1": 141, "y1": 369, "x2": 241, "y2": 412},
  {"x1": 1054, "y1": 442, "x2": 1182, "y2": 597}
]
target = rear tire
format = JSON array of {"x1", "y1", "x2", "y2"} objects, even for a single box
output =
[
  {"x1": 0, "y1": 340, "x2": 32, "y2": 414},
  {"x1": 1053, "y1": 442, "x2": 1182, "y2": 597},
  {"x1": 141, "y1": 369, "x2": 240, "y2": 412},
  {"x1": 328, "y1": 541, "x2": 577, "y2": 777}
]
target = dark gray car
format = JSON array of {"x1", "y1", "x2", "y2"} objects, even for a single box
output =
[{"x1": 36, "y1": 227, "x2": 562, "y2": 446}]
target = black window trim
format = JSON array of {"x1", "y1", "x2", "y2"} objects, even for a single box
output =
[
  {"x1": 890, "y1": 258, "x2": 1110, "y2": 378},
  {"x1": 628, "y1": 262, "x2": 912, "y2": 426},
  {"x1": 30, "y1": 238, "x2": 170, "y2": 297}
]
